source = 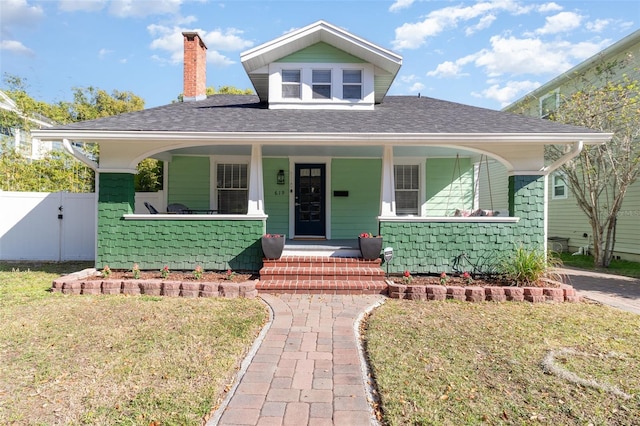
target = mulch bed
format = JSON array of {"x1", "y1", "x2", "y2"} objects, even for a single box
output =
[
  {"x1": 90, "y1": 270, "x2": 257, "y2": 282},
  {"x1": 389, "y1": 274, "x2": 562, "y2": 288}
]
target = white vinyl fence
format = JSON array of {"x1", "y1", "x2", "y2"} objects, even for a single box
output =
[
  {"x1": 0, "y1": 191, "x2": 165, "y2": 262},
  {"x1": 0, "y1": 191, "x2": 96, "y2": 261}
]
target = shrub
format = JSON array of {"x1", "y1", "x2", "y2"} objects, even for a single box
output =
[{"x1": 501, "y1": 245, "x2": 562, "y2": 286}]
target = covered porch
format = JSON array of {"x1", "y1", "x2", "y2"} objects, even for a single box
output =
[{"x1": 92, "y1": 135, "x2": 557, "y2": 274}]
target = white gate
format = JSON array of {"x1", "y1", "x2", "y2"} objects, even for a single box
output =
[{"x1": 0, "y1": 191, "x2": 96, "y2": 261}]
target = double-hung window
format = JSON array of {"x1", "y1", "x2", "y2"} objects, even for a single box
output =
[
  {"x1": 312, "y1": 70, "x2": 331, "y2": 99},
  {"x1": 342, "y1": 69, "x2": 362, "y2": 100},
  {"x1": 217, "y1": 163, "x2": 248, "y2": 214},
  {"x1": 282, "y1": 70, "x2": 301, "y2": 99},
  {"x1": 395, "y1": 164, "x2": 420, "y2": 215},
  {"x1": 552, "y1": 172, "x2": 568, "y2": 199}
]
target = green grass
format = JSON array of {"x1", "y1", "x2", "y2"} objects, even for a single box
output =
[
  {"x1": 559, "y1": 253, "x2": 640, "y2": 279},
  {"x1": 0, "y1": 262, "x2": 267, "y2": 425},
  {"x1": 366, "y1": 300, "x2": 640, "y2": 426}
]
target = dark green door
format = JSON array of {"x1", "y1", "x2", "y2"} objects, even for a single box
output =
[{"x1": 294, "y1": 164, "x2": 326, "y2": 237}]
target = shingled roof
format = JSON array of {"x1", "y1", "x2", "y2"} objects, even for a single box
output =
[{"x1": 47, "y1": 94, "x2": 601, "y2": 135}]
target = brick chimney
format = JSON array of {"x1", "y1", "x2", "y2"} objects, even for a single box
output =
[{"x1": 182, "y1": 31, "x2": 207, "y2": 102}]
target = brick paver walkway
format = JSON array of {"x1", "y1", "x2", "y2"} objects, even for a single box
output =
[{"x1": 209, "y1": 294, "x2": 384, "y2": 426}]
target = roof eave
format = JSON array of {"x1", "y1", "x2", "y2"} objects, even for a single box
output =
[{"x1": 31, "y1": 129, "x2": 612, "y2": 145}]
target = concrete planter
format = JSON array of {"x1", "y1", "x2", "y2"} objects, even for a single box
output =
[
  {"x1": 358, "y1": 236, "x2": 382, "y2": 260},
  {"x1": 261, "y1": 234, "x2": 285, "y2": 259}
]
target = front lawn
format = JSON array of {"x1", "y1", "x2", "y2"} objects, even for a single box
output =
[
  {"x1": 0, "y1": 262, "x2": 267, "y2": 425},
  {"x1": 366, "y1": 300, "x2": 640, "y2": 425}
]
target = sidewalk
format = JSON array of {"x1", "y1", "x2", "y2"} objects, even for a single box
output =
[
  {"x1": 209, "y1": 294, "x2": 385, "y2": 426},
  {"x1": 557, "y1": 267, "x2": 640, "y2": 314}
]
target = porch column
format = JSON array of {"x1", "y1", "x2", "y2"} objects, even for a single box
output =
[
  {"x1": 508, "y1": 173, "x2": 545, "y2": 248},
  {"x1": 380, "y1": 145, "x2": 396, "y2": 216},
  {"x1": 248, "y1": 144, "x2": 265, "y2": 215}
]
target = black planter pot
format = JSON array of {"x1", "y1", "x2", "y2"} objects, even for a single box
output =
[
  {"x1": 359, "y1": 236, "x2": 383, "y2": 260},
  {"x1": 261, "y1": 235, "x2": 285, "y2": 259}
]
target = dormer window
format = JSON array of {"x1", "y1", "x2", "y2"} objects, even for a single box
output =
[
  {"x1": 312, "y1": 70, "x2": 331, "y2": 99},
  {"x1": 342, "y1": 70, "x2": 362, "y2": 100},
  {"x1": 282, "y1": 70, "x2": 301, "y2": 99}
]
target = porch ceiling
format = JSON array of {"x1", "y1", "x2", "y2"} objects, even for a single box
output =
[{"x1": 159, "y1": 145, "x2": 472, "y2": 159}]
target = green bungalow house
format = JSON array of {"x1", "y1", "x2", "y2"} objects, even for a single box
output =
[{"x1": 33, "y1": 21, "x2": 611, "y2": 283}]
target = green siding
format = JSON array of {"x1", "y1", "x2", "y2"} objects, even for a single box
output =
[
  {"x1": 277, "y1": 42, "x2": 365, "y2": 63},
  {"x1": 168, "y1": 156, "x2": 210, "y2": 210},
  {"x1": 97, "y1": 173, "x2": 264, "y2": 271},
  {"x1": 331, "y1": 159, "x2": 381, "y2": 238},
  {"x1": 426, "y1": 158, "x2": 474, "y2": 216},
  {"x1": 263, "y1": 158, "x2": 289, "y2": 235}
]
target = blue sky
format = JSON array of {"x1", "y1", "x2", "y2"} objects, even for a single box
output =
[{"x1": 1, "y1": 0, "x2": 638, "y2": 110}]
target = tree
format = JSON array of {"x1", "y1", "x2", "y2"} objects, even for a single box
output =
[
  {"x1": 548, "y1": 73, "x2": 640, "y2": 267},
  {"x1": 1, "y1": 74, "x2": 148, "y2": 192},
  {"x1": 174, "y1": 85, "x2": 253, "y2": 102}
]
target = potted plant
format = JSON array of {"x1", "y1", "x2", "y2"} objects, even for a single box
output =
[
  {"x1": 261, "y1": 234, "x2": 285, "y2": 259},
  {"x1": 358, "y1": 232, "x2": 383, "y2": 260}
]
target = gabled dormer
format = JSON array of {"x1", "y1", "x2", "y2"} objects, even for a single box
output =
[{"x1": 240, "y1": 21, "x2": 402, "y2": 110}]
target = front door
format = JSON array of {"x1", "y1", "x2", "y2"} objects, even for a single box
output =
[{"x1": 294, "y1": 164, "x2": 326, "y2": 237}]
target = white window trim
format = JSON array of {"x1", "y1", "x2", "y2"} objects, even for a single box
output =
[
  {"x1": 551, "y1": 171, "x2": 568, "y2": 200},
  {"x1": 268, "y1": 62, "x2": 374, "y2": 110},
  {"x1": 210, "y1": 155, "x2": 251, "y2": 212},
  {"x1": 312, "y1": 69, "x2": 332, "y2": 99},
  {"x1": 342, "y1": 69, "x2": 362, "y2": 100},
  {"x1": 394, "y1": 159, "x2": 426, "y2": 217},
  {"x1": 281, "y1": 69, "x2": 301, "y2": 99},
  {"x1": 539, "y1": 90, "x2": 559, "y2": 119}
]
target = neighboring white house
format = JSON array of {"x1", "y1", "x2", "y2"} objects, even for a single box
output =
[
  {"x1": 0, "y1": 90, "x2": 57, "y2": 159},
  {"x1": 502, "y1": 29, "x2": 640, "y2": 261}
]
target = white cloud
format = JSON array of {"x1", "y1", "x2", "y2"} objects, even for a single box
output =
[
  {"x1": 409, "y1": 82, "x2": 426, "y2": 93},
  {"x1": 0, "y1": 39, "x2": 35, "y2": 56},
  {"x1": 392, "y1": 0, "x2": 533, "y2": 50},
  {"x1": 470, "y1": 35, "x2": 610, "y2": 77},
  {"x1": 109, "y1": 0, "x2": 183, "y2": 18},
  {"x1": 1, "y1": 0, "x2": 44, "y2": 37},
  {"x1": 98, "y1": 48, "x2": 113, "y2": 59},
  {"x1": 465, "y1": 14, "x2": 496, "y2": 35},
  {"x1": 389, "y1": 0, "x2": 414, "y2": 13},
  {"x1": 148, "y1": 24, "x2": 253, "y2": 66},
  {"x1": 537, "y1": 2, "x2": 563, "y2": 13},
  {"x1": 399, "y1": 74, "x2": 419, "y2": 84},
  {"x1": 534, "y1": 11, "x2": 583, "y2": 35},
  {"x1": 473, "y1": 80, "x2": 541, "y2": 106},
  {"x1": 427, "y1": 61, "x2": 465, "y2": 78},
  {"x1": 58, "y1": 0, "x2": 107, "y2": 12},
  {"x1": 586, "y1": 19, "x2": 611, "y2": 33}
]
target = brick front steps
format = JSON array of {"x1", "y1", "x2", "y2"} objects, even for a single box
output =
[
  {"x1": 389, "y1": 282, "x2": 580, "y2": 303},
  {"x1": 52, "y1": 269, "x2": 258, "y2": 299},
  {"x1": 257, "y1": 256, "x2": 387, "y2": 295}
]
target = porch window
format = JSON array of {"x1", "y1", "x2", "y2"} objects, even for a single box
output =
[
  {"x1": 395, "y1": 164, "x2": 420, "y2": 215},
  {"x1": 312, "y1": 70, "x2": 331, "y2": 99},
  {"x1": 282, "y1": 70, "x2": 301, "y2": 99},
  {"x1": 217, "y1": 163, "x2": 248, "y2": 214},
  {"x1": 342, "y1": 69, "x2": 362, "y2": 100},
  {"x1": 552, "y1": 172, "x2": 568, "y2": 199}
]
